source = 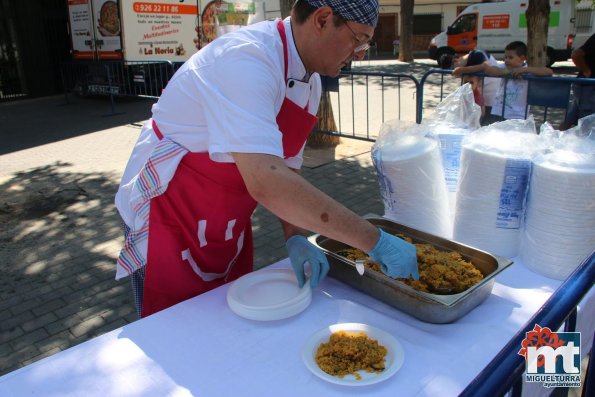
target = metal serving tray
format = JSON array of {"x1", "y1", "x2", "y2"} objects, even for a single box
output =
[{"x1": 308, "y1": 217, "x2": 513, "y2": 324}]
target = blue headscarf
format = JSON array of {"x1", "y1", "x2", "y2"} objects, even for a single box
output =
[{"x1": 305, "y1": 0, "x2": 379, "y2": 27}]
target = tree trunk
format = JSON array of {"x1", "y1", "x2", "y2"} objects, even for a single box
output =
[
  {"x1": 526, "y1": 0, "x2": 550, "y2": 67},
  {"x1": 279, "y1": 0, "x2": 292, "y2": 18},
  {"x1": 399, "y1": 0, "x2": 414, "y2": 62},
  {"x1": 307, "y1": 91, "x2": 340, "y2": 147},
  {"x1": 281, "y1": 0, "x2": 339, "y2": 147}
]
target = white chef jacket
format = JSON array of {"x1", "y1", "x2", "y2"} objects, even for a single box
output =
[{"x1": 114, "y1": 18, "x2": 322, "y2": 279}]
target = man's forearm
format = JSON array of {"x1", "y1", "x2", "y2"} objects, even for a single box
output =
[
  {"x1": 279, "y1": 217, "x2": 310, "y2": 239},
  {"x1": 278, "y1": 168, "x2": 311, "y2": 239},
  {"x1": 233, "y1": 152, "x2": 380, "y2": 252}
]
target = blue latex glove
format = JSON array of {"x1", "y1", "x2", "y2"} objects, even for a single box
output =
[
  {"x1": 368, "y1": 229, "x2": 419, "y2": 280},
  {"x1": 286, "y1": 235, "x2": 330, "y2": 288}
]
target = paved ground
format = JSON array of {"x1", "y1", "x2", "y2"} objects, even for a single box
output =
[
  {"x1": 0, "y1": 90, "x2": 382, "y2": 376},
  {"x1": 0, "y1": 57, "x2": 580, "y2": 377}
]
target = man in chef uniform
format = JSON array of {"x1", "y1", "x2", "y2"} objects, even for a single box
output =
[{"x1": 115, "y1": 0, "x2": 420, "y2": 318}]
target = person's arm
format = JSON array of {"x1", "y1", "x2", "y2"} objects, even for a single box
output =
[
  {"x1": 573, "y1": 33, "x2": 595, "y2": 78},
  {"x1": 572, "y1": 48, "x2": 591, "y2": 78},
  {"x1": 452, "y1": 62, "x2": 485, "y2": 77},
  {"x1": 232, "y1": 152, "x2": 380, "y2": 252},
  {"x1": 452, "y1": 54, "x2": 468, "y2": 69},
  {"x1": 279, "y1": 216, "x2": 310, "y2": 239},
  {"x1": 483, "y1": 63, "x2": 509, "y2": 76},
  {"x1": 527, "y1": 66, "x2": 554, "y2": 76},
  {"x1": 233, "y1": 152, "x2": 420, "y2": 282},
  {"x1": 509, "y1": 66, "x2": 553, "y2": 78},
  {"x1": 278, "y1": 168, "x2": 312, "y2": 239}
]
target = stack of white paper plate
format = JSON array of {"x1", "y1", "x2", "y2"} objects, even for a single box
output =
[
  {"x1": 373, "y1": 135, "x2": 452, "y2": 238},
  {"x1": 520, "y1": 150, "x2": 595, "y2": 280},
  {"x1": 453, "y1": 130, "x2": 538, "y2": 258},
  {"x1": 227, "y1": 268, "x2": 312, "y2": 321}
]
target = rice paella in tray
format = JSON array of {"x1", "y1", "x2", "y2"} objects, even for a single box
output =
[
  {"x1": 308, "y1": 217, "x2": 513, "y2": 323},
  {"x1": 337, "y1": 238, "x2": 484, "y2": 295}
]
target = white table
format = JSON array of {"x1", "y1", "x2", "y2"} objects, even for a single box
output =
[{"x1": 1, "y1": 258, "x2": 593, "y2": 397}]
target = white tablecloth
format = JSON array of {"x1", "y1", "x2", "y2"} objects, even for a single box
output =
[{"x1": 1, "y1": 258, "x2": 593, "y2": 397}]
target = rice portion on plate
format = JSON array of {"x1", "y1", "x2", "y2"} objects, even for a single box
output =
[{"x1": 315, "y1": 331, "x2": 387, "y2": 379}]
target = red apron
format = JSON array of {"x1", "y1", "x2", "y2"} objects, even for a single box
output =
[{"x1": 142, "y1": 20, "x2": 318, "y2": 317}]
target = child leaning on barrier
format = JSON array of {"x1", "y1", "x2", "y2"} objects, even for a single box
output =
[
  {"x1": 452, "y1": 49, "x2": 500, "y2": 125},
  {"x1": 479, "y1": 41, "x2": 553, "y2": 124}
]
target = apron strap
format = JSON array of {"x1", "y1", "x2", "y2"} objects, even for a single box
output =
[
  {"x1": 276, "y1": 20, "x2": 288, "y2": 81},
  {"x1": 152, "y1": 119, "x2": 164, "y2": 140}
]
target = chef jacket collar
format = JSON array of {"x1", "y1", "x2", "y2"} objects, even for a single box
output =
[{"x1": 283, "y1": 17, "x2": 311, "y2": 83}]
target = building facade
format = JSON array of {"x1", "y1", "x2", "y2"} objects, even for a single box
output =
[
  {"x1": 259, "y1": 1, "x2": 478, "y2": 53},
  {"x1": 0, "y1": 1, "x2": 533, "y2": 101},
  {"x1": 0, "y1": 0, "x2": 70, "y2": 100}
]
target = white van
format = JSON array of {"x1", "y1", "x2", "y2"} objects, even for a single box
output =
[
  {"x1": 574, "y1": 0, "x2": 594, "y2": 49},
  {"x1": 428, "y1": 0, "x2": 575, "y2": 67}
]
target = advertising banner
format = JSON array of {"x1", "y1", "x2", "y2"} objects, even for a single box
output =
[
  {"x1": 92, "y1": 0, "x2": 123, "y2": 59},
  {"x1": 121, "y1": 0, "x2": 199, "y2": 61},
  {"x1": 67, "y1": 0, "x2": 95, "y2": 59},
  {"x1": 201, "y1": 1, "x2": 265, "y2": 48}
]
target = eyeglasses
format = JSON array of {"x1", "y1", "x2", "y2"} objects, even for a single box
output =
[{"x1": 343, "y1": 22, "x2": 371, "y2": 53}]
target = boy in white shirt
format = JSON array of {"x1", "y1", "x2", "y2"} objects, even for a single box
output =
[{"x1": 481, "y1": 41, "x2": 553, "y2": 124}]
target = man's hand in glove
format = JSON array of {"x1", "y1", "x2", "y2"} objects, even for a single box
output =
[
  {"x1": 286, "y1": 235, "x2": 330, "y2": 288},
  {"x1": 368, "y1": 229, "x2": 419, "y2": 279}
]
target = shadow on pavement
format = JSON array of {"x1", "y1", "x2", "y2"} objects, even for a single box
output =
[
  {"x1": 0, "y1": 161, "x2": 136, "y2": 375},
  {"x1": 0, "y1": 95, "x2": 155, "y2": 155}
]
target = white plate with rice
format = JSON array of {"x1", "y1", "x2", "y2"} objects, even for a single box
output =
[{"x1": 302, "y1": 323, "x2": 404, "y2": 386}]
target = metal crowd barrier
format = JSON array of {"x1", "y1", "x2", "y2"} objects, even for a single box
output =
[
  {"x1": 320, "y1": 71, "x2": 420, "y2": 141},
  {"x1": 61, "y1": 60, "x2": 421, "y2": 131},
  {"x1": 61, "y1": 60, "x2": 176, "y2": 115},
  {"x1": 58, "y1": 60, "x2": 594, "y2": 131},
  {"x1": 61, "y1": 60, "x2": 594, "y2": 134},
  {"x1": 418, "y1": 69, "x2": 595, "y2": 128}
]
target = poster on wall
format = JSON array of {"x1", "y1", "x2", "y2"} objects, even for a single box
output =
[
  {"x1": 120, "y1": 0, "x2": 199, "y2": 62},
  {"x1": 200, "y1": 1, "x2": 265, "y2": 48},
  {"x1": 92, "y1": 0, "x2": 123, "y2": 59},
  {"x1": 67, "y1": 0, "x2": 95, "y2": 59}
]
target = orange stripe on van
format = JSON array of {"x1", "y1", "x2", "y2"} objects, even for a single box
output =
[{"x1": 133, "y1": 2, "x2": 198, "y2": 15}]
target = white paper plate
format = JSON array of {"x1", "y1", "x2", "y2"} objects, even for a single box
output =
[
  {"x1": 302, "y1": 323, "x2": 404, "y2": 386},
  {"x1": 226, "y1": 268, "x2": 311, "y2": 321}
]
